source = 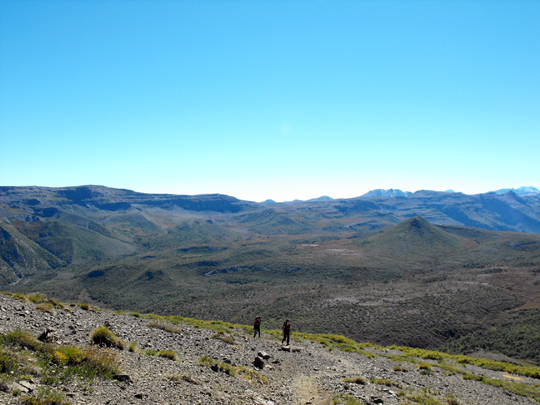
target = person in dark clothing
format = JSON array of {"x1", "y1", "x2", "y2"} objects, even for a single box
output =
[
  {"x1": 253, "y1": 316, "x2": 262, "y2": 338},
  {"x1": 282, "y1": 319, "x2": 291, "y2": 345}
]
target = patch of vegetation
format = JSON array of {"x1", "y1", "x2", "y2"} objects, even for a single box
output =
[
  {"x1": 198, "y1": 355, "x2": 215, "y2": 366},
  {"x1": 158, "y1": 349, "x2": 177, "y2": 361},
  {"x1": 480, "y1": 376, "x2": 540, "y2": 402},
  {"x1": 332, "y1": 394, "x2": 365, "y2": 405},
  {"x1": 21, "y1": 386, "x2": 69, "y2": 405},
  {"x1": 237, "y1": 366, "x2": 268, "y2": 384},
  {"x1": 2, "y1": 330, "x2": 43, "y2": 352},
  {"x1": 0, "y1": 329, "x2": 121, "y2": 384},
  {"x1": 370, "y1": 378, "x2": 401, "y2": 388},
  {"x1": 393, "y1": 365, "x2": 408, "y2": 372},
  {"x1": 90, "y1": 326, "x2": 124, "y2": 349},
  {"x1": 0, "y1": 347, "x2": 19, "y2": 374},
  {"x1": 435, "y1": 362, "x2": 468, "y2": 376},
  {"x1": 444, "y1": 393, "x2": 461, "y2": 405},
  {"x1": 27, "y1": 293, "x2": 47, "y2": 304},
  {"x1": 147, "y1": 321, "x2": 185, "y2": 334},
  {"x1": 36, "y1": 302, "x2": 55, "y2": 314},
  {"x1": 462, "y1": 374, "x2": 483, "y2": 381},
  {"x1": 210, "y1": 331, "x2": 239, "y2": 345},
  {"x1": 396, "y1": 390, "x2": 445, "y2": 405},
  {"x1": 217, "y1": 361, "x2": 237, "y2": 376},
  {"x1": 145, "y1": 349, "x2": 157, "y2": 356},
  {"x1": 388, "y1": 346, "x2": 540, "y2": 379},
  {"x1": 443, "y1": 308, "x2": 540, "y2": 365},
  {"x1": 197, "y1": 355, "x2": 266, "y2": 383},
  {"x1": 342, "y1": 376, "x2": 366, "y2": 384}
]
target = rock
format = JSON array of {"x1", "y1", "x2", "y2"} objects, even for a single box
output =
[
  {"x1": 113, "y1": 374, "x2": 132, "y2": 382},
  {"x1": 371, "y1": 396, "x2": 384, "y2": 404},
  {"x1": 38, "y1": 328, "x2": 56, "y2": 343},
  {"x1": 134, "y1": 393, "x2": 145, "y2": 399},
  {"x1": 211, "y1": 364, "x2": 220, "y2": 372},
  {"x1": 0, "y1": 382, "x2": 9, "y2": 392},
  {"x1": 182, "y1": 375, "x2": 200, "y2": 385},
  {"x1": 291, "y1": 347, "x2": 301, "y2": 353},
  {"x1": 253, "y1": 356, "x2": 265, "y2": 369},
  {"x1": 258, "y1": 351, "x2": 271, "y2": 360},
  {"x1": 281, "y1": 346, "x2": 291, "y2": 352},
  {"x1": 12, "y1": 382, "x2": 29, "y2": 393},
  {"x1": 18, "y1": 381, "x2": 36, "y2": 392}
]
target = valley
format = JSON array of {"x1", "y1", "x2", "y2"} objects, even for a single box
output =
[{"x1": 1, "y1": 185, "x2": 540, "y2": 365}]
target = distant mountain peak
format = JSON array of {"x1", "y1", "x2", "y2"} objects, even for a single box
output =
[
  {"x1": 307, "y1": 196, "x2": 333, "y2": 202},
  {"x1": 493, "y1": 186, "x2": 539, "y2": 196},
  {"x1": 362, "y1": 189, "x2": 412, "y2": 197},
  {"x1": 261, "y1": 199, "x2": 276, "y2": 204}
]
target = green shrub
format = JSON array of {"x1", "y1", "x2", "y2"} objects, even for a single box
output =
[
  {"x1": 237, "y1": 366, "x2": 268, "y2": 384},
  {"x1": 2, "y1": 330, "x2": 43, "y2": 352},
  {"x1": 342, "y1": 376, "x2": 366, "y2": 384},
  {"x1": 22, "y1": 386, "x2": 65, "y2": 405},
  {"x1": 36, "y1": 303, "x2": 55, "y2": 314},
  {"x1": 0, "y1": 348, "x2": 19, "y2": 374},
  {"x1": 445, "y1": 393, "x2": 461, "y2": 405},
  {"x1": 11, "y1": 293, "x2": 29, "y2": 302},
  {"x1": 158, "y1": 350, "x2": 177, "y2": 361},
  {"x1": 218, "y1": 362, "x2": 237, "y2": 376},
  {"x1": 462, "y1": 374, "x2": 483, "y2": 382},
  {"x1": 54, "y1": 345, "x2": 121, "y2": 379},
  {"x1": 147, "y1": 322, "x2": 184, "y2": 335},
  {"x1": 27, "y1": 293, "x2": 47, "y2": 304},
  {"x1": 198, "y1": 355, "x2": 215, "y2": 366},
  {"x1": 210, "y1": 333, "x2": 238, "y2": 345},
  {"x1": 145, "y1": 349, "x2": 157, "y2": 356},
  {"x1": 48, "y1": 299, "x2": 64, "y2": 309},
  {"x1": 370, "y1": 378, "x2": 401, "y2": 388},
  {"x1": 90, "y1": 326, "x2": 124, "y2": 350}
]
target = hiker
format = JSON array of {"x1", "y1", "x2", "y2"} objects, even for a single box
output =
[
  {"x1": 282, "y1": 319, "x2": 291, "y2": 345},
  {"x1": 253, "y1": 316, "x2": 262, "y2": 338}
]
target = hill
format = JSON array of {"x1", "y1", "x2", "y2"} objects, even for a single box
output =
[{"x1": 1, "y1": 293, "x2": 540, "y2": 405}]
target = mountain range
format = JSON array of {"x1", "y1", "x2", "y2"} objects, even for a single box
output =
[
  {"x1": 266, "y1": 187, "x2": 539, "y2": 202},
  {"x1": 1, "y1": 185, "x2": 540, "y2": 364}
]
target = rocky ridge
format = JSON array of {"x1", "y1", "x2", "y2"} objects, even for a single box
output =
[{"x1": 1, "y1": 294, "x2": 539, "y2": 405}]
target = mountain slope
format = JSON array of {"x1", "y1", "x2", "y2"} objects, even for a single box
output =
[{"x1": 0, "y1": 220, "x2": 65, "y2": 283}]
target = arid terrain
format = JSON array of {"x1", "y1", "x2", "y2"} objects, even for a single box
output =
[{"x1": 2, "y1": 293, "x2": 540, "y2": 405}]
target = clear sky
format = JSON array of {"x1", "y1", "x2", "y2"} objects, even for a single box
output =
[{"x1": 1, "y1": 0, "x2": 539, "y2": 202}]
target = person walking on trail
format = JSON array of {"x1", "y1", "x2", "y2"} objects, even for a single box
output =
[
  {"x1": 282, "y1": 319, "x2": 291, "y2": 346},
  {"x1": 253, "y1": 316, "x2": 262, "y2": 338}
]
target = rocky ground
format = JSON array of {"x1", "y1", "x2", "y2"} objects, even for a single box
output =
[{"x1": 1, "y1": 294, "x2": 539, "y2": 405}]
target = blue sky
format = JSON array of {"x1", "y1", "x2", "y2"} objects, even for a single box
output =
[{"x1": 1, "y1": 0, "x2": 538, "y2": 202}]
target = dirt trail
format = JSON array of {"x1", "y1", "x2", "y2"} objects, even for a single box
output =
[{"x1": 292, "y1": 374, "x2": 332, "y2": 405}]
